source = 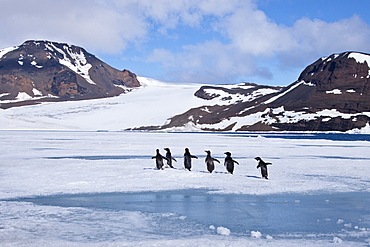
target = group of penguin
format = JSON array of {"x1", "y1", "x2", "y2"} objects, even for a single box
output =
[{"x1": 152, "y1": 148, "x2": 272, "y2": 179}]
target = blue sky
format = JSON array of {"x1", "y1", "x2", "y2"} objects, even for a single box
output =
[{"x1": 1, "y1": 0, "x2": 370, "y2": 86}]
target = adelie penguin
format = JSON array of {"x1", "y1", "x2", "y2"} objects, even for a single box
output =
[
  {"x1": 204, "y1": 150, "x2": 220, "y2": 173},
  {"x1": 183, "y1": 148, "x2": 198, "y2": 171},
  {"x1": 164, "y1": 148, "x2": 177, "y2": 168},
  {"x1": 151, "y1": 149, "x2": 168, "y2": 170},
  {"x1": 224, "y1": 152, "x2": 239, "y2": 174},
  {"x1": 255, "y1": 157, "x2": 272, "y2": 179}
]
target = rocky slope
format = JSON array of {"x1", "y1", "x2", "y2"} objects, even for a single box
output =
[
  {"x1": 135, "y1": 51, "x2": 370, "y2": 132},
  {"x1": 0, "y1": 40, "x2": 140, "y2": 109}
]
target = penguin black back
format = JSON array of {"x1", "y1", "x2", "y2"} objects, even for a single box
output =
[
  {"x1": 184, "y1": 148, "x2": 198, "y2": 171},
  {"x1": 164, "y1": 148, "x2": 177, "y2": 168},
  {"x1": 151, "y1": 149, "x2": 168, "y2": 170},
  {"x1": 255, "y1": 157, "x2": 272, "y2": 179},
  {"x1": 224, "y1": 152, "x2": 239, "y2": 174},
  {"x1": 205, "y1": 150, "x2": 220, "y2": 173}
]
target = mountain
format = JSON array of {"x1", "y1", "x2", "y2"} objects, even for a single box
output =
[
  {"x1": 134, "y1": 51, "x2": 370, "y2": 132},
  {"x1": 0, "y1": 40, "x2": 140, "y2": 109},
  {"x1": 1, "y1": 45, "x2": 370, "y2": 133}
]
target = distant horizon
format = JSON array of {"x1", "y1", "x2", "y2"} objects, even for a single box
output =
[{"x1": 1, "y1": 0, "x2": 370, "y2": 86}]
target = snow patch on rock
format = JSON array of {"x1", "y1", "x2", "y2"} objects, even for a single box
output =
[{"x1": 46, "y1": 43, "x2": 95, "y2": 85}]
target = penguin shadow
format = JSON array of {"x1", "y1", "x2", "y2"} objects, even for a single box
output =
[
  {"x1": 143, "y1": 167, "x2": 159, "y2": 170},
  {"x1": 143, "y1": 167, "x2": 183, "y2": 171},
  {"x1": 198, "y1": 170, "x2": 227, "y2": 174},
  {"x1": 213, "y1": 171, "x2": 229, "y2": 174},
  {"x1": 244, "y1": 175, "x2": 262, "y2": 179}
]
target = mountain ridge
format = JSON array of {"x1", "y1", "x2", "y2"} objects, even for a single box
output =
[
  {"x1": 0, "y1": 40, "x2": 140, "y2": 109},
  {"x1": 1, "y1": 40, "x2": 370, "y2": 132}
]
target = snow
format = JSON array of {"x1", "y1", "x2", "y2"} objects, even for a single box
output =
[
  {"x1": 0, "y1": 130, "x2": 369, "y2": 246},
  {"x1": 263, "y1": 80, "x2": 305, "y2": 104},
  {"x1": 32, "y1": 88, "x2": 42, "y2": 96},
  {"x1": 1, "y1": 77, "x2": 370, "y2": 133},
  {"x1": 0, "y1": 77, "x2": 205, "y2": 131},
  {"x1": 2, "y1": 76, "x2": 370, "y2": 133},
  {"x1": 348, "y1": 52, "x2": 370, "y2": 76},
  {"x1": 195, "y1": 107, "x2": 370, "y2": 132},
  {"x1": 0, "y1": 93, "x2": 10, "y2": 98},
  {"x1": 348, "y1": 52, "x2": 370, "y2": 65},
  {"x1": 0, "y1": 46, "x2": 18, "y2": 59},
  {"x1": 347, "y1": 122, "x2": 370, "y2": 134},
  {"x1": 202, "y1": 87, "x2": 278, "y2": 105},
  {"x1": 30, "y1": 60, "x2": 43, "y2": 69},
  {"x1": 15, "y1": 92, "x2": 33, "y2": 101},
  {"x1": 326, "y1": 89, "x2": 342, "y2": 94}
]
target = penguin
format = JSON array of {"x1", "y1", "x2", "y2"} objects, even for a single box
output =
[
  {"x1": 204, "y1": 150, "x2": 220, "y2": 173},
  {"x1": 151, "y1": 149, "x2": 168, "y2": 170},
  {"x1": 184, "y1": 148, "x2": 198, "y2": 171},
  {"x1": 255, "y1": 157, "x2": 272, "y2": 179},
  {"x1": 224, "y1": 152, "x2": 239, "y2": 174},
  {"x1": 164, "y1": 148, "x2": 177, "y2": 168}
]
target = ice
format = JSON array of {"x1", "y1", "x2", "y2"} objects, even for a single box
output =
[
  {"x1": 250, "y1": 231, "x2": 262, "y2": 238},
  {"x1": 333, "y1": 237, "x2": 343, "y2": 243},
  {"x1": 217, "y1": 226, "x2": 231, "y2": 235},
  {"x1": 0, "y1": 131, "x2": 370, "y2": 246}
]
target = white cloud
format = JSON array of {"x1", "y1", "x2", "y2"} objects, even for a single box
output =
[
  {"x1": 147, "y1": 40, "x2": 271, "y2": 83},
  {"x1": 1, "y1": 0, "x2": 370, "y2": 84},
  {"x1": 144, "y1": 2, "x2": 370, "y2": 83},
  {"x1": 0, "y1": 0, "x2": 147, "y2": 53},
  {"x1": 219, "y1": 3, "x2": 296, "y2": 56}
]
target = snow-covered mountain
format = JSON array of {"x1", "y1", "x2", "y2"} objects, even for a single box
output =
[
  {"x1": 1, "y1": 41, "x2": 370, "y2": 132},
  {"x1": 0, "y1": 40, "x2": 140, "y2": 109},
  {"x1": 136, "y1": 51, "x2": 370, "y2": 132}
]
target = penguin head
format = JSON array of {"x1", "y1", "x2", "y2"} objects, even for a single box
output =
[
  {"x1": 156, "y1": 149, "x2": 160, "y2": 153},
  {"x1": 185, "y1": 148, "x2": 189, "y2": 152},
  {"x1": 204, "y1": 150, "x2": 211, "y2": 154},
  {"x1": 255, "y1": 157, "x2": 261, "y2": 161},
  {"x1": 164, "y1": 148, "x2": 170, "y2": 151},
  {"x1": 224, "y1": 152, "x2": 231, "y2": 156}
]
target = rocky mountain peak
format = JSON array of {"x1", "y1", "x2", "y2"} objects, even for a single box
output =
[
  {"x1": 298, "y1": 51, "x2": 370, "y2": 93},
  {"x1": 0, "y1": 40, "x2": 140, "y2": 108}
]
